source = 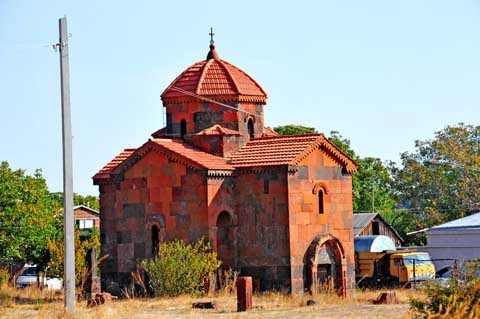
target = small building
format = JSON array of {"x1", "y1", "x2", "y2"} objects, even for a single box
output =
[
  {"x1": 353, "y1": 213, "x2": 402, "y2": 247},
  {"x1": 74, "y1": 205, "x2": 100, "y2": 231},
  {"x1": 423, "y1": 212, "x2": 480, "y2": 271}
]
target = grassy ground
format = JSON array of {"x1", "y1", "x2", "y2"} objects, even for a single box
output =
[{"x1": 0, "y1": 287, "x2": 422, "y2": 319}]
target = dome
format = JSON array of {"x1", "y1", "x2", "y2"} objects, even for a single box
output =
[{"x1": 161, "y1": 45, "x2": 267, "y2": 104}]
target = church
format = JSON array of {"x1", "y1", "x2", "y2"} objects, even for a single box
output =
[{"x1": 93, "y1": 38, "x2": 357, "y2": 295}]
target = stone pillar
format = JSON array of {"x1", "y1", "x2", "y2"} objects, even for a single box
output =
[{"x1": 236, "y1": 276, "x2": 252, "y2": 312}]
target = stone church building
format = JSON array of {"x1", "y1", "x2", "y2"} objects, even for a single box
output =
[{"x1": 93, "y1": 41, "x2": 357, "y2": 295}]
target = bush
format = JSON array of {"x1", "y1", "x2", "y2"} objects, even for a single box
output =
[
  {"x1": 0, "y1": 268, "x2": 9, "y2": 288},
  {"x1": 141, "y1": 238, "x2": 221, "y2": 297},
  {"x1": 410, "y1": 260, "x2": 480, "y2": 318}
]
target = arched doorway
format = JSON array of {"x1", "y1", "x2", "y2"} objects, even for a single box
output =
[
  {"x1": 305, "y1": 235, "x2": 346, "y2": 295},
  {"x1": 216, "y1": 211, "x2": 235, "y2": 268},
  {"x1": 151, "y1": 225, "x2": 160, "y2": 256}
]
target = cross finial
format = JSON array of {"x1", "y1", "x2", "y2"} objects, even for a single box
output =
[{"x1": 209, "y1": 27, "x2": 215, "y2": 45}]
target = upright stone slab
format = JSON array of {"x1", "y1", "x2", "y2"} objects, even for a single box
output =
[{"x1": 236, "y1": 276, "x2": 252, "y2": 312}]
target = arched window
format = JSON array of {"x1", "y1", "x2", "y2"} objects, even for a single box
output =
[
  {"x1": 318, "y1": 190, "x2": 325, "y2": 214},
  {"x1": 247, "y1": 118, "x2": 254, "y2": 139},
  {"x1": 151, "y1": 225, "x2": 160, "y2": 255},
  {"x1": 180, "y1": 119, "x2": 187, "y2": 140},
  {"x1": 313, "y1": 183, "x2": 328, "y2": 215}
]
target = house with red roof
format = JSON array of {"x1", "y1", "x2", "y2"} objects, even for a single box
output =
[{"x1": 93, "y1": 41, "x2": 357, "y2": 296}]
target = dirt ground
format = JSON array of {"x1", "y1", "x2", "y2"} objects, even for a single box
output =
[{"x1": 0, "y1": 289, "x2": 416, "y2": 319}]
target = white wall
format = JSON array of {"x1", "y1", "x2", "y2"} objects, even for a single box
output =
[{"x1": 424, "y1": 229, "x2": 480, "y2": 271}]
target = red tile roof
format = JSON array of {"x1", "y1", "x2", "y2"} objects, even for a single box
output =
[
  {"x1": 161, "y1": 55, "x2": 267, "y2": 104},
  {"x1": 94, "y1": 139, "x2": 234, "y2": 182},
  {"x1": 262, "y1": 126, "x2": 279, "y2": 137},
  {"x1": 93, "y1": 148, "x2": 136, "y2": 180},
  {"x1": 230, "y1": 134, "x2": 357, "y2": 173},
  {"x1": 147, "y1": 139, "x2": 234, "y2": 170},
  {"x1": 195, "y1": 124, "x2": 240, "y2": 136},
  {"x1": 151, "y1": 127, "x2": 166, "y2": 138}
]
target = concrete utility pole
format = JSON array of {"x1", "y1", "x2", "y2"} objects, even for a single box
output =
[{"x1": 58, "y1": 15, "x2": 75, "y2": 314}]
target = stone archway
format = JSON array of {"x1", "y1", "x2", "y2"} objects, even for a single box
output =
[
  {"x1": 216, "y1": 211, "x2": 236, "y2": 268},
  {"x1": 305, "y1": 234, "x2": 347, "y2": 296}
]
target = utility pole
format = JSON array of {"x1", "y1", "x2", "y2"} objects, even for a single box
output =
[{"x1": 58, "y1": 15, "x2": 75, "y2": 314}]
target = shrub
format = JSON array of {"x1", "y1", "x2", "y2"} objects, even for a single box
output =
[
  {"x1": 0, "y1": 268, "x2": 9, "y2": 288},
  {"x1": 410, "y1": 260, "x2": 480, "y2": 318},
  {"x1": 140, "y1": 238, "x2": 221, "y2": 296}
]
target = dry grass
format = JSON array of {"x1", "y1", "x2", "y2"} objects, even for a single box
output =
[{"x1": 0, "y1": 287, "x2": 422, "y2": 319}]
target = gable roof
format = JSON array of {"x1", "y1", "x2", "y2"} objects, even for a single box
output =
[
  {"x1": 145, "y1": 139, "x2": 234, "y2": 170},
  {"x1": 262, "y1": 126, "x2": 279, "y2": 137},
  {"x1": 73, "y1": 205, "x2": 99, "y2": 216},
  {"x1": 353, "y1": 212, "x2": 403, "y2": 242},
  {"x1": 230, "y1": 134, "x2": 357, "y2": 172},
  {"x1": 93, "y1": 148, "x2": 137, "y2": 180},
  {"x1": 429, "y1": 212, "x2": 480, "y2": 231},
  {"x1": 353, "y1": 213, "x2": 377, "y2": 236},
  {"x1": 195, "y1": 124, "x2": 240, "y2": 136},
  {"x1": 93, "y1": 139, "x2": 234, "y2": 182}
]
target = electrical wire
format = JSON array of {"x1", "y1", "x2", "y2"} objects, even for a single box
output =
[{"x1": 168, "y1": 86, "x2": 264, "y2": 119}]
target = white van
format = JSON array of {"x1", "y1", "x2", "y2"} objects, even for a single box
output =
[{"x1": 16, "y1": 264, "x2": 62, "y2": 290}]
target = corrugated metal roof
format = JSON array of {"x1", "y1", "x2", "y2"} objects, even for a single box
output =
[
  {"x1": 353, "y1": 213, "x2": 377, "y2": 235},
  {"x1": 430, "y1": 212, "x2": 480, "y2": 231}
]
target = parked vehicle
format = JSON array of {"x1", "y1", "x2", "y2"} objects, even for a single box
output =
[
  {"x1": 355, "y1": 236, "x2": 436, "y2": 287},
  {"x1": 16, "y1": 264, "x2": 62, "y2": 290}
]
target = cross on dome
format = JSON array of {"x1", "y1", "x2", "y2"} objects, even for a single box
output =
[
  {"x1": 206, "y1": 27, "x2": 219, "y2": 60},
  {"x1": 209, "y1": 27, "x2": 215, "y2": 45}
]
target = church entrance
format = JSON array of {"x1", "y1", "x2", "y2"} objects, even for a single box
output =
[
  {"x1": 305, "y1": 235, "x2": 346, "y2": 295},
  {"x1": 216, "y1": 211, "x2": 236, "y2": 268}
]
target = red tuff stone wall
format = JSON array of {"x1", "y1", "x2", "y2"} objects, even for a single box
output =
[
  {"x1": 191, "y1": 134, "x2": 248, "y2": 157},
  {"x1": 165, "y1": 101, "x2": 264, "y2": 138},
  {"x1": 233, "y1": 168, "x2": 291, "y2": 291},
  {"x1": 98, "y1": 151, "x2": 208, "y2": 293},
  {"x1": 287, "y1": 148, "x2": 355, "y2": 295}
]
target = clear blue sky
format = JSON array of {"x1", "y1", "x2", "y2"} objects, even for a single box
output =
[{"x1": 1, "y1": 1, "x2": 479, "y2": 196}]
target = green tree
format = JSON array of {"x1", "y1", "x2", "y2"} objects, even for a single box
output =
[
  {"x1": 0, "y1": 161, "x2": 61, "y2": 265},
  {"x1": 51, "y1": 192, "x2": 99, "y2": 211},
  {"x1": 273, "y1": 124, "x2": 317, "y2": 135},
  {"x1": 392, "y1": 123, "x2": 480, "y2": 244},
  {"x1": 46, "y1": 228, "x2": 100, "y2": 285},
  {"x1": 327, "y1": 131, "x2": 396, "y2": 218}
]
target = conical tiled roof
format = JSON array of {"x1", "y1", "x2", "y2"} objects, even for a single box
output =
[{"x1": 161, "y1": 45, "x2": 267, "y2": 104}]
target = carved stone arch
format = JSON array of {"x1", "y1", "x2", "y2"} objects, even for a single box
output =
[
  {"x1": 312, "y1": 182, "x2": 328, "y2": 214},
  {"x1": 312, "y1": 182, "x2": 328, "y2": 195},
  {"x1": 146, "y1": 217, "x2": 166, "y2": 257},
  {"x1": 304, "y1": 234, "x2": 346, "y2": 296}
]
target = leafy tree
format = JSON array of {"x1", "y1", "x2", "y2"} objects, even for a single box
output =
[
  {"x1": 273, "y1": 124, "x2": 317, "y2": 135},
  {"x1": 327, "y1": 131, "x2": 396, "y2": 218},
  {"x1": 46, "y1": 228, "x2": 100, "y2": 285},
  {"x1": 391, "y1": 123, "x2": 480, "y2": 244},
  {"x1": 0, "y1": 161, "x2": 61, "y2": 265},
  {"x1": 51, "y1": 192, "x2": 99, "y2": 211}
]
